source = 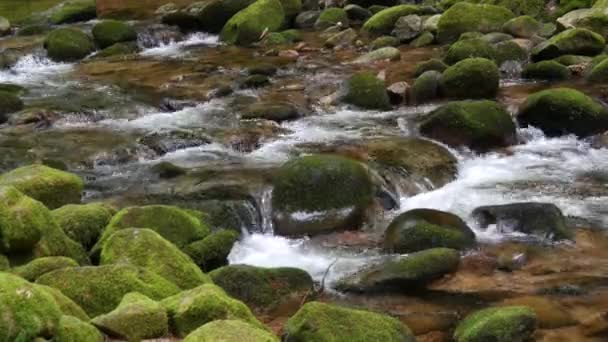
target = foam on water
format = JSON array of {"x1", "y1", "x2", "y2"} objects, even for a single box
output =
[
  {"x1": 140, "y1": 32, "x2": 219, "y2": 58},
  {"x1": 0, "y1": 54, "x2": 73, "y2": 86}
]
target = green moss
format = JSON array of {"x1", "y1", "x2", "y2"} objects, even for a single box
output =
[
  {"x1": 262, "y1": 32, "x2": 289, "y2": 45},
  {"x1": 52, "y1": 203, "x2": 114, "y2": 250},
  {"x1": 209, "y1": 265, "x2": 313, "y2": 311},
  {"x1": 12, "y1": 256, "x2": 78, "y2": 281},
  {"x1": 285, "y1": 301, "x2": 415, "y2": 342},
  {"x1": 502, "y1": 15, "x2": 540, "y2": 38},
  {"x1": 184, "y1": 320, "x2": 279, "y2": 342},
  {"x1": 0, "y1": 165, "x2": 83, "y2": 210},
  {"x1": 0, "y1": 272, "x2": 63, "y2": 342},
  {"x1": 459, "y1": 31, "x2": 484, "y2": 40},
  {"x1": 442, "y1": 58, "x2": 500, "y2": 99},
  {"x1": 532, "y1": 28, "x2": 605, "y2": 61},
  {"x1": 494, "y1": 40, "x2": 528, "y2": 64},
  {"x1": 411, "y1": 31, "x2": 434, "y2": 47},
  {"x1": 414, "y1": 58, "x2": 448, "y2": 77},
  {"x1": 437, "y1": 3, "x2": 514, "y2": 43},
  {"x1": 315, "y1": 8, "x2": 349, "y2": 29},
  {"x1": 523, "y1": 60, "x2": 571, "y2": 80},
  {"x1": 454, "y1": 306, "x2": 537, "y2": 342},
  {"x1": 411, "y1": 70, "x2": 443, "y2": 104},
  {"x1": 370, "y1": 35, "x2": 400, "y2": 49},
  {"x1": 0, "y1": 0, "x2": 63, "y2": 24},
  {"x1": 444, "y1": 38, "x2": 496, "y2": 64},
  {"x1": 280, "y1": 0, "x2": 302, "y2": 18},
  {"x1": 281, "y1": 29, "x2": 303, "y2": 42},
  {"x1": 517, "y1": 88, "x2": 608, "y2": 137},
  {"x1": 50, "y1": 0, "x2": 96, "y2": 24},
  {"x1": 554, "y1": 54, "x2": 592, "y2": 66},
  {"x1": 92, "y1": 205, "x2": 210, "y2": 258},
  {"x1": 55, "y1": 315, "x2": 103, "y2": 342},
  {"x1": 17, "y1": 24, "x2": 49, "y2": 36},
  {"x1": 420, "y1": 100, "x2": 516, "y2": 151},
  {"x1": 344, "y1": 71, "x2": 390, "y2": 110},
  {"x1": 220, "y1": 0, "x2": 285, "y2": 45},
  {"x1": 0, "y1": 90, "x2": 23, "y2": 117},
  {"x1": 161, "y1": 283, "x2": 264, "y2": 337},
  {"x1": 100, "y1": 228, "x2": 211, "y2": 289},
  {"x1": 184, "y1": 229, "x2": 239, "y2": 272},
  {"x1": 36, "y1": 284, "x2": 89, "y2": 321},
  {"x1": 0, "y1": 254, "x2": 8, "y2": 271},
  {"x1": 588, "y1": 57, "x2": 608, "y2": 81},
  {"x1": 337, "y1": 248, "x2": 461, "y2": 292},
  {"x1": 91, "y1": 292, "x2": 168, "y2": 341},
  {"x1": 92, "y1": 20, "x2": 137, "y2": 49},
  {"x1": 36, "y1": 264, "x2": 181, "y2": 317},
  {"x1": 196, "y1": 0, "x2": 257, "y2": 33},
  {"x1": 556, "y1": 0, "x2": 593, "y2": 17},
  {"x1": 362, "y1": 5, "x2": 420, "y2": 35},
  {"x1": 353, "y1": 46, "x2": 401, "y2": 63}
]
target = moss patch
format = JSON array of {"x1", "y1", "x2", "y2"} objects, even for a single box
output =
[
  {"x1": 363, "y1": 5, "x2": 420, "y2": 35},
  {"x1": 52, "y1": 203, "x2": 114, "y2": 250},
  {"x1": 437, "y1": 2, "x2": 514, "y2": 43},
  {"x1": 184, "y1": 320, "x2": 279, "y2": 342},
  {"x1": 454, "y1": 306, "x2": 537, "y2": 342},
  {"x1": 220, "y1": 0, "x2": 285, "y2": 45},
  {"x1": 441, "y1": 58, "x2": 500, "y2": 99},
  {"x1": 344, "y1": 71, "x2": 390, "y2": 110},
  {"x1": 184, "y1": 229, "x2": 239, "y2": 272},
  {"x1": 55, "y1": 315, "x2": 103, "y2": 342},
  {"x1": 12, "y1": 256, "x2": 78, "y2": 281},
  {"x1": 92, "y1": 20, "x2": 137, "y2": 49}
]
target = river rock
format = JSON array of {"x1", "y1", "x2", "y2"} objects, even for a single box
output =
[
  {"x1": 437, "y1": 3, "x2": 514, "y2": 43},
  {"x1": 522, "y1": 60, "x2": 571, "y2": 80},
  {"x1": 91, "y1": 292, "x2": 168, "y2": 341},
  {"x1": 271, "y1": 154, "x2": 373, "y2": 236},
  {"x1": 220, "y1": 0, "x2": 285, "y2": 45},
  {"x1": 92, "y1": 20, "x2": 137, "y2": 49},
  {"x1": 386, "y1": 81, "x2": 409, "y2": 105},
  {"x1": 345, "y1": 4, "x2": 372, "y2": 22},
  {"x1": 13, "y1": 256, "x2": 79, "y2": 281},
  {"x1": 50, "y1": 0, "x2": 96, "y2": 24},
  {"x1": 371, "y1": 36, "x2": 399, "y2": 49},
  {"x1": 454, "y1": 306, "x2": 537, "y2": 342},
  {"x1": 472, "y1": 202, "x2": 573, "y2": 240},
  {"x1": 424, "y1": 14, "x2": 441, "y2": 33},
  {"x1": 363, "y1": 5, "x2": 421, "y2": 35},
  {"x1": 295, "y1": 10, "x2": 320, "y2": 28},
  {"x1": 503, "y1": 15, "x2": 541, "y2": 38},
  {"x1": 285, "y1": 301, "x2": 415, "y2": 342},
  {"x1": 325, "y1": 28, "x2": 358, "y2": 48},
  {"x1": 52, "y1": 203, "x2": 114, "y2": 251},
  {"x1": 183, "y1": 229, "x2": 239, "y2": 271},
  {"x1": 414, "y1": 58, "x2": 448, "y2": 76},
  {"x1": 161, "y1": 283, "x2": 264, "y2": 337},
  {"x1": 0, "y1": 90, "x2": 24, "y2": 121},
  {"x1": 411, "y1": 31, "x2": 434, "y2": 47},
  {"x1": 420, "y1": 100, "x2": 516, "y2": 151},
  {"x1": 55, "y1": 315, "x2": 104, "y2": 342},
  {"x1": 352, "y1": 46, "x2": 401, "y2": 64},
  {"x1": 444, "y1": 38, "x2": 496, "y2": 65},
  {"x1": 138, "y1": 129, "x2": 211, "y2": 156},
  {"x1": 392, "y1": 15, "x2": 422, "y2": 42},
  {"x1": 337, "y1": 248, "x2": 461, "y2": 292},
  {"x1": 36, "y1": 264, "x2": 181, "y2": 317},
  {"x1": 384, "y1": 209, "x2": 476, "y2": 253},
  {"x1": 494, "y1": 40, "x2": 528, "y2": 64},
  {"x1": 44, "y1": 28, "x2": 95, "y2": 62},
  {"x1": 0, "y1": 16, "x2": 9, "y2": 36},
  {"x1": 184, "y1": 320, "x2": 279, "y2": 342},
  {"x1": 241, "y1": 101, "x2": 300, "y2": 122},
  {"x1": 210, "y1": 265, "x2": 313, "y2": 312},
  {"x1": 517, "y1": 88, "x2": 608, "y2": 137},
  {"x1": 344, "y1": 71, "x2": 391, "y2": 110},
  {"x1": 193, "y1": 0, "x2": 256, "y2": 33},
  {"x1": 588, "y1": 57, "x2": 608, "y2": 81},
  {"x1": 410, "y1": 70, "x2": 443, "y2": 104},
  {"x1": 0, "y1": 164, "x2": 83, "y2": 209},
  {"x1": 557, "y1": 0, "x2": 608, "y2": 37},
  {"x1": 315, "y1": 8, "x2": 349, "y2": 30},
  {"x1": 441, "y1": 58, "x2": 500, "y2": 99},
  {"x1": 531, "y1": 28, "x2": 605, "y2": 61}
]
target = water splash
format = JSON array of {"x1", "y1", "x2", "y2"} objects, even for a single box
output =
[
  {"x1": 140, "y1": 32, "x2": 220, "y2": 58},
  {"x1": 0, "y1": 54, "x2": 73, "y2": 85}
]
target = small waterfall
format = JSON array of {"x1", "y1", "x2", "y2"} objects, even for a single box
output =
[
  {"x1": 500, "y1": 60, "x2": 524, "y2": 80},
  {"x1": 256, "y1": 186, "x2": 275, "y2": 234}
]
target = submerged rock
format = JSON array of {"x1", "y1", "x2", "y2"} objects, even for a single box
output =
[
  {"x1": 44, "y1": 28, "x2": 95, "y2": 62},
  {"x1": 441, "y1": 58, "x2": 500, "y2": 99},
  {"x1": 384, "y1": 209, "x2": 476, "y2": 253},
  {"x1": 517, "y1": 88, "x2": 608, "y2": 137},
  {"x1": 420, "y1": 100, "x2": 516, "y2": 151},
  {"x1": 344, "y1": 71, "x2": 391, "y2": 110},
  {"x1": 284, "y1": 301, "x2": 415, "y2": 342},
  {"x1": 139, "y1": 129, "x2": 211, "y2": 156},
  {"x1": 184, "y1": 319, "x2": 279, "y2": 342},
  {"x1": 454, "y1": 306, "x2": 537, "y2": 342},
  {"x1": 241, "y1": 102, "x2": 300, "y2": 122},
  {"x1": 210, "y1": 265, "x2": 313, "y2": 312},
  {"x1": 472, "y1": 202, "x2": 573, "y2": 240},
  {"x1": 337, "y1": 248, "x2": 460, "y2": 292},
  {"x1": 437, "y1": 3, "x2": 514, "y2": 43},
  {"x1": 271, "y1": 155, "x2": 373, "y2": 236},
  {"x1": 91, "y1": 20, "x2": 137, "y2": 49}
]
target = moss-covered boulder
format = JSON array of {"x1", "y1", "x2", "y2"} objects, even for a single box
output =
[
  {"x1": 91, "y1": 20, "x2": 137, "y2": 49},
  {"x1": 362, "y1": 5, "x2": 420, "y2": 35},
  {"x1": 502, "y1": 15, "x2": 541, "y2": 38},
  {"x1": 522, "y1": 60, "x2": 571, "y2": 80},
  {"x1": 12, "y1": 256, "x2": 78, "y2": 281},
  {"x1": 196, "y1": 0, "x2": 257, "y2": 33},
  {"x1": 383, "y1": 209, "x2": 475, "y2": 253},
  {"x1": 44, "y1": 27, "x2": 95, "y2": 62},
  {"x1": 444, "y1": 38, "x2": 496, "y2": 65},
  {"x1": 220, "y1": 0, "x2": 285, "y2": 45},
  {"x1": 441, "y1": 58, "x2": 500, "y2": 99},
  {"x1": 100, "y1": 228, "x2": 211, "y2": 289},
  {"x1": 184, "y1": 229, "x2": 240, "y2": 272},
  {"x1": 285, "y1": 301, "x2": 415, "y2": 341},
  {"x1": 420, "y1": 100, "x2": 516, "y2": 151},
  {"x1": 271, "y1": 155, "x2": 373, "y2": 236},
  {"x1": 410, "y1": 70, "x2": 443, "y2": 105},
  {"x1": 210, "y1": 265, "x2": 313, "y2": 312},
  {"x1": 337, "y1": 248, "x2": 460, "y2": 292},
  {"x1": 91, "y1": 292, "x2": 168, "y2": 341},
  {"x1": 92, "y1": 42, "x2": 139, "y2": 58},
  {"x1": 50, "y1": 0, "x2": 96, "y2": 25},
  {"x1": 437, "y1": 3, "x2": 514, "y2": 43},
  {"x1": 554, "y1": 54, "x2": 592, "y2": 66},
  {"x1": 52, "y1": 203, "x2": 114, "y2": 251},
  {"x1": 344, "y1": 71, "x2": 390, "y2": 110},
  {"x1": 531, "y1": 28, "x2": 605, "y2": 61},
  {"x1": 184, "y1": 320, "x2": 279, "y2": 342},
  {"x1": 36, "y1": 264, "x2": 181, "y2": 317},
  {"x1": 517, "y1": 88, "x2": 608, "y2": 137},
  {"x1": 55, "y1": 315, "x2": 103, "y2": 342},
  {"x1": 92, "y1": 205, "x2": 210, "y2": 257},
  {"x1": 588, "y1": 57, "x2": 608, "y2": 82},
  {"x1": 314, "y1": 8, "x2": 349, "y2": 29},
  {"x1": 161, "y1": 283, "x2": 264, "y2": 337},
  {"x1": 454, "y1": 306, "x2": 537, "y2": 342},
  {"x1": 0, "y1": 90, "x2": 23, "y2": 120},
  {"x1": 0, "y1": 164, "x2": 83, "y2": 209},
  {"x1": 494, "y1": 40, "x2": 528, "y2": 64},
  {"x1": 280, "y1": 0, "x2": 303, "y2": 19},
  {"x1": 242, "y1": 101, "x2": 300, "y2": 122},
  {"x1": 414, "y1": 58, "x2": 448, "y2": 76},
  {"x1": 36, "y1": 284, "x2": 89, "y2": 321},
  {"x1": 0, "y1": 272, "x2": 63, "y2": 341}
]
